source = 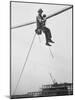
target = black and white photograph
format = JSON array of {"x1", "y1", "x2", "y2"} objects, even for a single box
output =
[{"x1": 10, "y1": 1, "x2": 73, "y2": 99}]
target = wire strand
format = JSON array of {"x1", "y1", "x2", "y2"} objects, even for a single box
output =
[
  {"x1": 11, "y1": 22, "x2": 36, "y2": 29},
  {"x1": 11, "y1": 6, "x2": 72, "y2": 29},
  {"x1": 49, "y1": 47, "x2": 54, "y2": 59},
  {"x1": 13, "y1": 33, "x2": 36, "y2": 95},
  {"x1": 47, "y1": 6, "x2": 72, "y2": 19},
  {"x1": 38, "y1": 35, "x2": 41, "y2": 43}
]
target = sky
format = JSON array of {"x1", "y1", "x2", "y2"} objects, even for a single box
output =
[{"x1": 11, "y1": 2, "x2": 72, "y2": 95}]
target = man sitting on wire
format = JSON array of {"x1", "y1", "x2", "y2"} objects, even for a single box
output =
[
  {"x1": 35, "y1": 8, "x2": 43, "y2": 35},
  {"x1": 35, "y1": 8, "x2": 55, "y2": 46}
]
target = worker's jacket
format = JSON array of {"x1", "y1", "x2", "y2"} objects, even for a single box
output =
[
  {"x1": 35, "y1": 15, "x2": 43, "y2": 35},
  {"x1": 36, "y1": 15, "x2": 43, "y2": 29}
]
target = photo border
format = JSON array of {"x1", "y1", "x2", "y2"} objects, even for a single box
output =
[{"x1": 10, "y1": 1, "x2": 73, "y2": 99}]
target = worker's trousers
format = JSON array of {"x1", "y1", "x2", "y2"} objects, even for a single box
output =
[{"x1": 42, "y1": 27, "x2": 52, "y2": 43}]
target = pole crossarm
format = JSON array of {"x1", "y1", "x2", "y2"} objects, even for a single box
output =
[{"x1": 11, "y1": 6, "x2": 72, "y2": 29}]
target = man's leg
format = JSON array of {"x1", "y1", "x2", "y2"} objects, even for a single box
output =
[
  {"x1": 44, "y1": 33, "x2": 52, "y2": 46},
  {"x1": 44, "y1": 27, "x2": 55, "y2": 43},
  {"x1": 42, "y1": 27, "x2": 52, "y2": 46}
]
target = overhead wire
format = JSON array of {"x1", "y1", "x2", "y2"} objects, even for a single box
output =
[
  {"x1": 49, "y1": 47, "x2": 54, "y2": 59},
  {"x1": 11, "y1": 6, "x2": 72, "y2": 29},
  {"x1": 13, "y1": 33, "x2": 36, "y2": 95}
]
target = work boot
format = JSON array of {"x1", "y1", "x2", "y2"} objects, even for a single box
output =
[
  {"x1": 46, "y1": 42, "x2": 52, "y2": 46},
  {"x1": 48, "y1": 39, "x2": 55, "y2": 43}
]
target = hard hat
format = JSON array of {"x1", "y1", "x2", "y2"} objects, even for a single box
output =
[{"x1": 38, "y1": 8, "x2": 43, "y2": 13}]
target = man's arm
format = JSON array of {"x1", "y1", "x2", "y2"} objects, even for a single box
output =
[{"x1": 37, "y1": 16, "x2": 42, "y2": 23}]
